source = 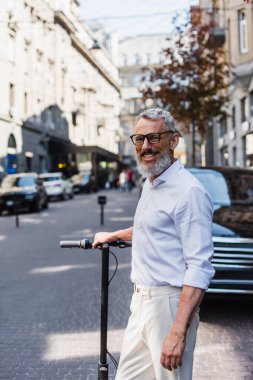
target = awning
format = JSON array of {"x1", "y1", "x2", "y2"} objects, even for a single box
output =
[
  {"x1": 48, "y1": 137, "x2": 76, "y2": 155},
  {"x1": 77, "y1": 145, "x2": 119, "y2": 162}
]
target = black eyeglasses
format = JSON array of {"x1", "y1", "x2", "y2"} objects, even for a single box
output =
[{"x1": 130, "y1": 131, "x2": 174, "y2": 146}]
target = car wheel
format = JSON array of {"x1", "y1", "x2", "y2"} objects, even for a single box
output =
[
  {"x1": 31, "y1": 199, "x2": 42, "y2": 212},
  {"x1": 69, "y1": 192, "x2": 74, "y2": 199},
  {"x1": 43, "y1": 198, "x2": 49, "y2": 209}
]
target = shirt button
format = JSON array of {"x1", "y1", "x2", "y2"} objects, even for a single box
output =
[{"x1": 137, "y1": 288, "x2": 140, "y2": 292}]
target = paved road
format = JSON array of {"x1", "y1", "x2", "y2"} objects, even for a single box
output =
[{"x1": 0, "y1": 189, "x2": 252, "y2": 380}]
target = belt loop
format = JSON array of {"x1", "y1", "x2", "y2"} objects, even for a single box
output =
[{"x1": 134, "y1": 283, "x2": 136, "y2": 292}]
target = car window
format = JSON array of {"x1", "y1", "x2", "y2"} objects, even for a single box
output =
[
  {"x1": 1, "y1": 176, "x2": 35, "y2": 188},
  {"x1": 41, "y1": 176, "x2": 61, "y2": 182},
  {"x1": 188, "y1": 169, "x2": 231, "y2": 206},
  {"x1": 189, "y1": 168, "x2": 253, "y2": 205},
  {"x1": 71, "y1": 174, "x2": 90, "y2": 182},
  {"x1": 226, "y1": 172, "x2": 253, "y2": 203},
  {"x1": 71, "y1": 174, "x2": 81, "y2": 181}
]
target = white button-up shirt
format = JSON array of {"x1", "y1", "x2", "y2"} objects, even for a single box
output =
[{"x1": 131, "y1": 159, "x2": 215, "y2": 289}]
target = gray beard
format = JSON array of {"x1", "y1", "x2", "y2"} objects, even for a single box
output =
[{"x1": 137, "y1": 150, "x2": 173, "y2": 178}]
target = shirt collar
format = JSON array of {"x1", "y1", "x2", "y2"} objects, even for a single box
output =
[{"x1": 151, "y1": 159, "x2": 182, "y2": 187}]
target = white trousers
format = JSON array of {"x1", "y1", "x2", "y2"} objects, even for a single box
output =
[{"x1": 115, "y1": 285, "x2": 199, "y2": 380}]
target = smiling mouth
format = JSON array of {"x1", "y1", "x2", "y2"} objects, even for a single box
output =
[{"x1": 139, "y1": 151, "x2": 158, "y2": 162}]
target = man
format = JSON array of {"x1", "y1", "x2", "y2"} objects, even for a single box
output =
[{"x1": 93, "y1": 108, "x2": 215, "y2": 380}]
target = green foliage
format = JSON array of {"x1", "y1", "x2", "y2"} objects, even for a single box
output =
[{"x1": 141, "y1": 11, "x2": 231, "y2": 137}]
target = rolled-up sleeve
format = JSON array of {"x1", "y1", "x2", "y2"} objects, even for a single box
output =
[{"x1": 174, "y1": 186, "x2": 215, "y2": 289}]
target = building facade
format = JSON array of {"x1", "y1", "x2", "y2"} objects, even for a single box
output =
[
  {"x1": 199, "y1": 0, "x2": 253, "y2": 167},
  {"x1": 0, "y1": 0, "x2": 121, "y2": 183}
]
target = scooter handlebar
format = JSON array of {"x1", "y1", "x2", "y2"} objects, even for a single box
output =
[{"x1": 60, "y1": 239, "x2": 131, "y2": 249}]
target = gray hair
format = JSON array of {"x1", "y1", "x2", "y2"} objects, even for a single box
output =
[{"x1": 136, "y1": 108, "x2": 176, "y2": 132}]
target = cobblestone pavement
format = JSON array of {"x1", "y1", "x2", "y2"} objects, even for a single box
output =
[{"x1": 0, "y1": 188, "x2": 252, "y2": 380}]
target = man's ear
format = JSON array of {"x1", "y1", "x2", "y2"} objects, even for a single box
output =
[{"x1": 170, "y1": 133, "x2": 180, "y2": 150}]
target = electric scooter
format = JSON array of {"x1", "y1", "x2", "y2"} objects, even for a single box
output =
[{"x1": 60, "y1": 238, "x2": 132, "y2": 380}]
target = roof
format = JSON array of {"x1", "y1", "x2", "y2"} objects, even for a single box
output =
[
  {"x1": 39, "y1": 172, "x2": 62, "y2": 177},
  {"x1": 6, "y1": 172, "x2": 38, "y2": 177}
]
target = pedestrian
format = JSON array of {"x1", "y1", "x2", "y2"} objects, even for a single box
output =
[
  {"x1": 108, "y1": 171, "x2": 116, "y2": 189},
  {"x1": 126, "y1": 168, "x2": 134, "y2": 192},
  {"x1": 92, "y1": 108, "x2": 215, "y2": 380},
  {"x1": 119, "y1": 169, "x2": 127, "y2": 192}
]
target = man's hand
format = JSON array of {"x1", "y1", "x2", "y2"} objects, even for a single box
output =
[
  {"x1": 92, "y1": 232, "x2": 117, "y2": 249},
  {"x1": 92, "y1": 227, "x2": 133, "y2": 249},
  {"x1": 160, "y1": 327, "x2": 186, "y2": 371},
  {"x1": 160, "y1": 285, "x2": 204, "y2": 371}
]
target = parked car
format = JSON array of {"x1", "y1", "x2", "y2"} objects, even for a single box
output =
[
  {"x1": 0, "y1": 173, "x2": 48, "y2": 213},
  {"x1": 39, "y1": 172, "x2": 73, "y2": 200},
  {"x1": 71, "y1": 172, "x2": 98, "y2": 193},
  {"x1": 187, "y1": 166, "x2": 253, "y2": 296}
]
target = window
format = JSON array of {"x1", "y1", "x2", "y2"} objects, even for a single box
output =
[
  {"x1": 9, "y1": 83, "x2": 14, "y2": 108},
  {"x1": 30, "y1": 7, "x2": 36, "y2": 22},
  {"x1": 123, "y1": 54, "x2": 128, "y2": 66},
  {"x1": 232, "y1": 146, "x2": 237, "y2": 166},
  {"x1": 36, "y1": 49, "x2": 43, "y2": 63},
  {"x1": 242, "y1": 136, "x2": 247, "y2": 166},
  {"x1": 220, "y1": 147, "x2": 229, "y2": 166},
  {"x1": 8, "y1": 35, "x2": 15, "y2": 61},
  {"x1": 37, "y1": 98, "x2": 42, "y2": 119},
  {"x1": 61, "y1": 68, "x2": 66, "y2": 105},
  {"x1": 72, "y1": 87, "x2": 77, "y2": 108},
  {"x1": 48, "y1": 59, "x2": 54, "y2": 85},
  {"x1": 232, "y1": 106, "x2": 236, "y2": 129},
  {"x1": 24, "y1": 39, "x2": 31, "y2": 53},
  {"x1": 219, "y1": 117, "x2": 227, "y2": 137},
  {"x1": 238, "y1": 10, "x2": 248, "y2": 54},
  {"x1": 134, "y1": 54, "x2": 141, "y2": 65},
  {"x1": 240, "y1": 97, "x2": 247, "y2": 123},
  {"x1": 132, "y1": 73, "x2": 141, "y2": 87},
  {"x1": 188, "y1": 169, "x2": 230, "y2": 206},
  {"x1": 72, "y1": 111, "x2": 77, "y2": 126},
  {"x1": 97, "y1": 125, "x2": 103, "y2": 136},
  {"x1": 250, "y1": 91, "x2": 253, "y2": 117},
  {"x1": 24, "y1": 92, "x2": 28, "y2": 115},
  {"x1": 158, "y1": 52, "x2": 164, "y2": 64},
  {"x1": 35, "y1": 50, "x2": 43, "y2": 75}
]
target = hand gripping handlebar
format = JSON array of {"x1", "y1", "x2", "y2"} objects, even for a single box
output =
[{"x1": 60, "y1": 239, "x2": 132, "y2": 249}]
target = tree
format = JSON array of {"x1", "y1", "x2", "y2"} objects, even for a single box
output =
[{"x1": 141, "y1": 8, "x2": 231, "y2": 164}]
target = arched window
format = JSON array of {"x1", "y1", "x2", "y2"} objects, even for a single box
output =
[
  {"x1": 238, "y1": 10, "x2": 248, "y2": 54},
  {"x1": 6, "y1": 134, "x2": 17, "y2": 174},
  {"x1": 134, "y1": 53, "x2": 141, "y2": 65},
  {"x1": 7, "y1": 134, "x2": 16, "y2": 152}
]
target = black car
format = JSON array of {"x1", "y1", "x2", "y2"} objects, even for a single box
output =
[
  {"x1": 188, "y1": 167, "x2": 253, "y2": 296},
  {"x1": 0, "y1": 173, "x2": 48, "y2": 213},
  {"x1": 71, "y1": 173, "x2": 97, "y2": 193}
]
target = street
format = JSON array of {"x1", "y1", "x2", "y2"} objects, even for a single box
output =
[{"x1": 0, "y1": 189, "x2": 252, "y2": 380}]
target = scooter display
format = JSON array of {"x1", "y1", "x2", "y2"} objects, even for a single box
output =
[{"x1": 60, "y1": 238, "x2": 132, "y2": 380}]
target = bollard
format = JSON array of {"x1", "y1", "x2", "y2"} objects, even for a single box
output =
[
  {"x1": 15, "y1": 213, "x2": 19, "y2": 228},
  {"x1": 97, "y1": 196, "x2": 107, "y2": 225},
  {"x1": 14, "y1": 201, "x2": 20, "y2": 228}
]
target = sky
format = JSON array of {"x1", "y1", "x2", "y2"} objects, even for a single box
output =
[{"x1": 78, "y1": 0, "x2": 199, "y2": 39}]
